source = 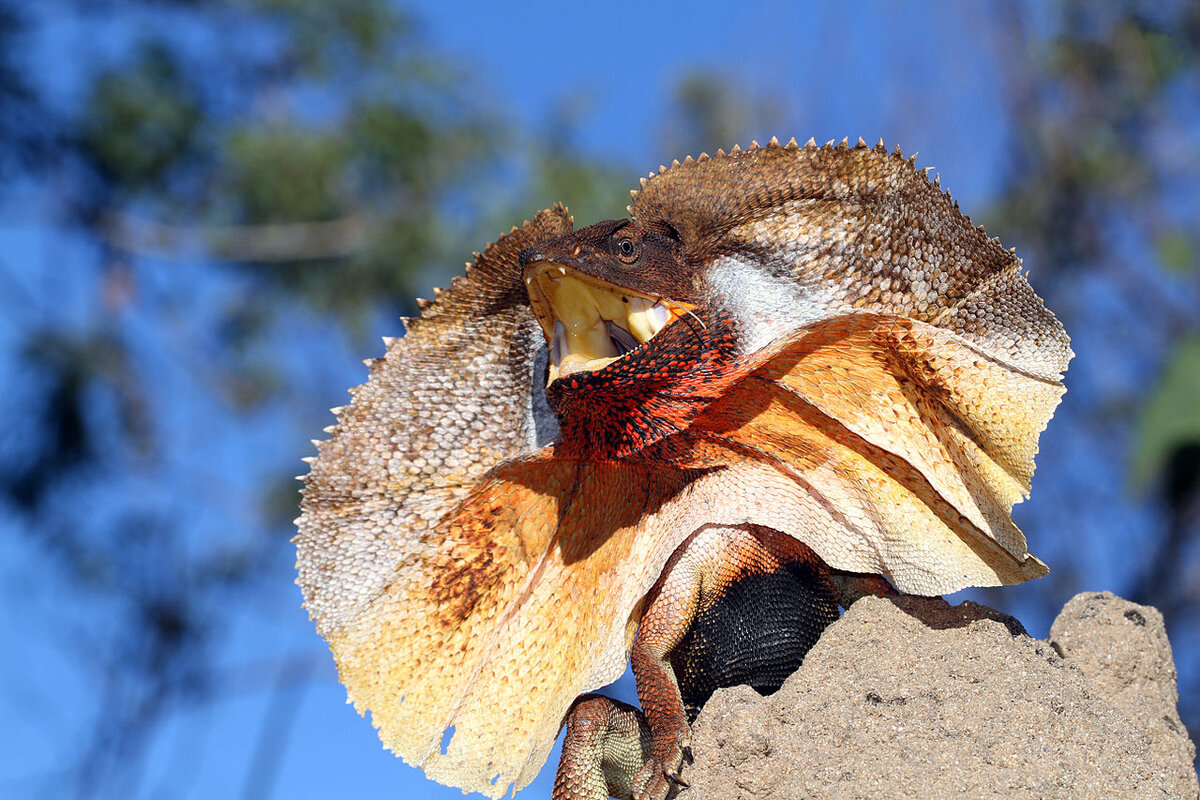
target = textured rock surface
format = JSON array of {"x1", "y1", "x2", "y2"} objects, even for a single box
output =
[{"x1": 678, "y1": 592, "x2": 1198, "y2": 800}]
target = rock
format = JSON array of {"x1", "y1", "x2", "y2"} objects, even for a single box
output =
[
  {"x1": 1049, "y1": 592, "x2": 1194, "y2": 787},
  {"x1": 678, "y1": 593, "x2": 1198, "y2": 800}
]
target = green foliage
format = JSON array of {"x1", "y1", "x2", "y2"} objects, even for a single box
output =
[
  {"x1": 661, "y1": 73, "x2": 786, "y2": 158},
  {"x1": 1155, "y1": 229, "x2": 1196, "y2": 275},
  {"x1": 1132, "y1": 337, "x2": 1200, "y2": 492},
  {"x1": 350, "y1": 101, "x2": 437, "y2": 192},
  {"x1": 255, "y1": 0, "x2": 409, "y2": 75},
  {"x1": 989, "y1": 1, "x2": 1200, "y2": 280},
  {"x1": 65, "y1": 0, "x2": 520, "y2": 323},
  {"x1": 81, "y1": 41, "x2": 203, "y2": 192},
  {"x1": 524, "y1": 147, "x2": 629, "y2": 231},
  {"x1": 224, "y1": 126, "x2": 348, "y2": 224}
]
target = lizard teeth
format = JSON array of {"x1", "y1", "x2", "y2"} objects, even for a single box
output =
[
  {"x1": 524, "y1": 260, "x2": 693, "y2": 385},
  {"x1": 606, "y1": 320, "x2": 638, "y2": 355},
  {"x1": 551, "y1": 320, "x2": 566, "y2": 367},
  {"x1": 626, "y1": 297, "x2": 672, "y2": 343}
]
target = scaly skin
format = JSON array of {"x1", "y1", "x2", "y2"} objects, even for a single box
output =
[
  {"x1": 553, "y1": 696, "x2": 650, "y2": 800},
  {"x1": 554, "y1": 526, "x2": 864, "y2": 800},
  {"x1": 295, "y1": 139, "x2": 1070, "y2": 799}
]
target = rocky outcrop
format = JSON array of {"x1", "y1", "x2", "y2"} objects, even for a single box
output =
[{"x1": 678, "y1": 592, "x2": 1198, "y2": 800}]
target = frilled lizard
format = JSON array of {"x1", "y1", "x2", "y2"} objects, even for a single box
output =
[{"x1": 295, "y1": 138, "x2": 1071, "y2": 800}]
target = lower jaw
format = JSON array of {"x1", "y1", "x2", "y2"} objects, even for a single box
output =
[{"x1": 550, "y1": 353, "x2": 619, "y2": 383}]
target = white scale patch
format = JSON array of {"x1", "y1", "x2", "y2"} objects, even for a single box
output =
[{"x1": 703, "y1": 252, "x2": 847, "y2": 355}]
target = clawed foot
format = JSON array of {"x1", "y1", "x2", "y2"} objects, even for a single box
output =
[{"x1": 630, "y1": 726, "x2": 691, "y2": 800}]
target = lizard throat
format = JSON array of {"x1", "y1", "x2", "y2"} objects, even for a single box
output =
[{"x1": 523, "y1": 261, "x2": 692, "y2": 385}]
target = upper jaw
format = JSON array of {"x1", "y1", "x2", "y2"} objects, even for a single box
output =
[{"x1": 523, "y1": 261, "x2": 690, "y2": 385}]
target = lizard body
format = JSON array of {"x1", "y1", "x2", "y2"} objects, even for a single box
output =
[
  {"x1": 295, "y1": 138, "x2": 1071, "y2": 799},
  {"x1": 552, "y1": 526, "x2": 847, "y2": 800}
]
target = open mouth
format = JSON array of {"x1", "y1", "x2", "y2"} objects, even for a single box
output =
[{"x1": 524, "y1": 262, "x2": 691, "y2": 385}]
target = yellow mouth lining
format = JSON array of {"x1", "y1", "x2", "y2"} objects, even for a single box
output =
[{"x1": 523, "y1": 262, "x2": 688, "y2": 384}]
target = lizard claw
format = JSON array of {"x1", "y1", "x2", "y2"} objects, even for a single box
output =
[
  {"x1": 630, "y1": 728, "x2": 690, "y2": 800},
  {"x1": 630, "y1": 761, "x2": 672, "y2": 800}
]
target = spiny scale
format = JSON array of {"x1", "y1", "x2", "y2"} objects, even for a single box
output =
[{"x1": 626, "y1": 138, "x2": 986, "y2": 230}]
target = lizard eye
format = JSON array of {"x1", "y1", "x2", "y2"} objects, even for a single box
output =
[{"x1": 615, "y1": 236, "x2": 638, "y2": 263}]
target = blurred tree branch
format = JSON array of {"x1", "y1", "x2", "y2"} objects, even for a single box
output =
[{"x1": 100, "y1": 211, "x2": 371, "y2": 262}]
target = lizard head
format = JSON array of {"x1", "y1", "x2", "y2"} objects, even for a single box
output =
[
  {"x1": 519, "y1": 219, "x2": 745, "y2": 458},
  {"x1": 520, "y1": 219, "x2": 699, "y2": 384}
]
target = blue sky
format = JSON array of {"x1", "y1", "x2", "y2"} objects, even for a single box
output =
[{"x1": 3, "y1": 2, "x2": 1189, "y2": 799}]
